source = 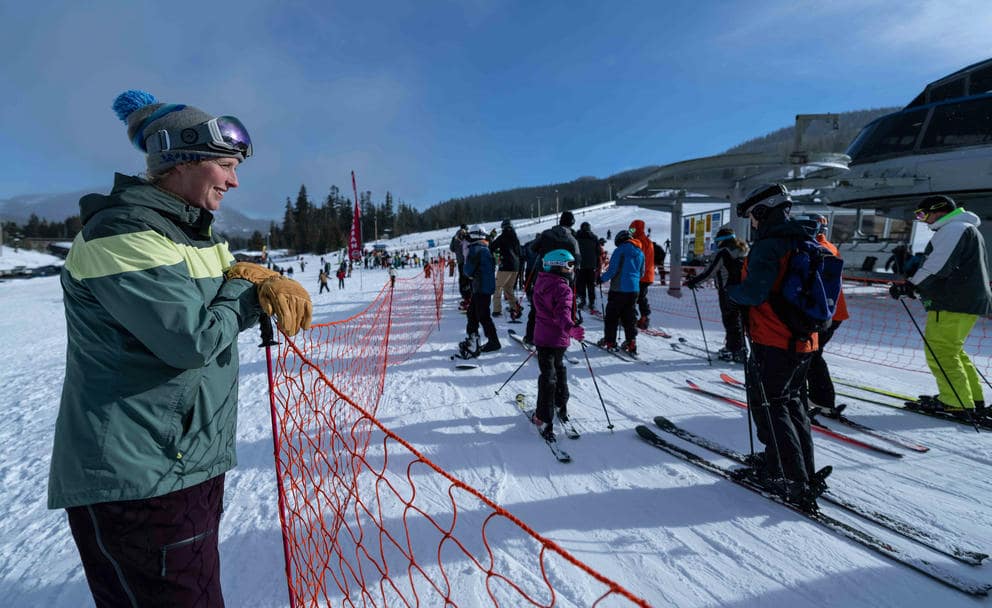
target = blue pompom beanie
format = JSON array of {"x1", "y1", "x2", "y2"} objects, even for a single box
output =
[{"x1": 112, "y1": 90, "x2": 243, "y2": 176}]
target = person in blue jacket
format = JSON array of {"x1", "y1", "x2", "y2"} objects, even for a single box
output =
[
  {"x1": 597, "y1": 230, "x2": 644, "y2": 354},
  {"x1": 462, "y1": 226, "x2": 501, "y2": 354}
]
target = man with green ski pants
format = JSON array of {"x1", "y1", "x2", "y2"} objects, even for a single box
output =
[{"x1": 889, "y1": 195, "x2": 992, "y2": 416}]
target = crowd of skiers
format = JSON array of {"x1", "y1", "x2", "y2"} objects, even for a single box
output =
[{"x1": 447, "y1": 185, "x2": 991, "y2": 513}]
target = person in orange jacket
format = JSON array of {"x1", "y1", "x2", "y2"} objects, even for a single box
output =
[
  {"x1": 797, "y1": 214, "x2": 850, "y2": 418},
  {"x1": 628, "y1": 219, "x2": 655, "y2": 329}
]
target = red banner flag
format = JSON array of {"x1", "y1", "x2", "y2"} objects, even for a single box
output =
[{"x1": 348, "y1": 171, "x2": 363, "y2": 261}]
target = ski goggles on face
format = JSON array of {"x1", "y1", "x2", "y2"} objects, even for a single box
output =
[{"x1": 145, "y1": 116, "x2": 252, "y2": 160}]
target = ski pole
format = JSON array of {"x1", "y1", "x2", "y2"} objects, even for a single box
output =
[
  {"x1": 598, "y1": 281, "x2": 606, "y2": 317},
  {"x1": 898, "y1": 298, "x2": 979, "y2": 433},
  {"x1": 690, "y1": 286, "x2": 712, "y2": 365},
  {"x1": 494, "y1": 349, "x2": 535, "y2": 395},
  {"x1": 580, "y1": 341, "x2": 614, "y2": 430}
]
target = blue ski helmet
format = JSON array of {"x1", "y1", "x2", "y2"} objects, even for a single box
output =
[{"x1": 543, "y1": 249, "x2": 575, "y2": 272}]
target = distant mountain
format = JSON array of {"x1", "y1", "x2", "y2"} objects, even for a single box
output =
[
  {"x1": 722, "y1": 107, "x2": 900, "y2": 156},
  {"x1": 0, "y1": 189, "x2": 272, "y2": 237}
]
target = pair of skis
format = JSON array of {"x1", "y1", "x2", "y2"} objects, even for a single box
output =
[
  {"x1": 833, "y1": 378, "x2": 992, "y2": 430},
  {"x1": 514, "y1": 393, "x2": 579, "y2": 463},
  {"x1": 684, "y1": 379, "x2": 906, "y2": 458},
  {"x1": 635, "y1": 419, "x2": 991, "y2": 596},
  {"x1": 718, "y1": 374, "x2": 929, "y2": 454}
]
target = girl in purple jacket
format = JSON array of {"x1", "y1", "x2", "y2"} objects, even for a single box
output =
[{"x1": 531, "y1": 249, "x2": 585, "y2": 441}]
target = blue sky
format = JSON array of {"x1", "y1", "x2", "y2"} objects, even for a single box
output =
[{"x1": 1, "y1": 0, "x2": 989, "y2": 219}]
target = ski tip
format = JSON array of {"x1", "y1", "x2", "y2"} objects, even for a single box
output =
[
  {"x1": 678, "y1": 337, "x2": 687, "y2": 343},
  {"x1": 685, "y1": 379, "x2": 700, "y2": 389},
  {"x1": 653, "y1": 416, "x2": 676, "y2": 430},
  {"x1": 635, "y1": 425, "x2": 657, "y2": 440}
]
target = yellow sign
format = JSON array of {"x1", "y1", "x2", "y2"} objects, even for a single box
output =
[{"x1": 694, "y1": 218, "x2": 706, "y2": 256}]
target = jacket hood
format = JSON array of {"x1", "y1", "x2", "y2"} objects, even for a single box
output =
[
  {"x1": 79, "y1": 173, "x2": 214, "y2": 232},
  {"x1": 930, "y1": 208, "x2": 979, "y2": 231},
  {"x1": 629, "y1": 219, "x2": 646, "y2": 237}
]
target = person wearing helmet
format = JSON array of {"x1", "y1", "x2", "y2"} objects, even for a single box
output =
[
  {"x1": 490, "y1": 219, "x2": 523, "y2": 320},
  {"x1": 574, "y1": 221, "x2": 602, "y2": 312},
  {"x1": 726, "y1": 183, "x2": 820, "y2": 510},
  {"x1": 890, "y1": 195, "x2": 991, "y2": 416},
  {"x1": 596, "y1": 230, "x2": 644, "y2": 354},
  {"x1": 530, "y1": 249, "x2": 585, "y2": 441},
  {"x1": 795, "y1": 215, "x2": 850, "y2": 419},
  {"x1": 628, "y1": 220, "x2": 655, "y2": 329},
  {"x1": 685, "y1": 225, "x2": 748, "y2": 362},
  {"x1": 461, "y1": 227, "x2": 501, "y2": 355}
]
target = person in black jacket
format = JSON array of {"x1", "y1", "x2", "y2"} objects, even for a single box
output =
[
  {"x1": 685, "y1": 226, "x2": 747, "y2": 361},
  {"x1": 574, "y1": 221, "x2": 602, "y2": 311},
  {"x1": 524, "y1": 211, "x2": 581, "y2": 344},
  {"x1": 489, "y1": 219, "x2": 523, "y2": 319}
]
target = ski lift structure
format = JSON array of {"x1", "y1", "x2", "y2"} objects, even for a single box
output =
[{"x1": 618, "y1": 57, "x2": 992, "y2": 287}]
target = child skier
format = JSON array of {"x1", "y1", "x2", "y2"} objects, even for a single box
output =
[
  {"x1": 531, "y1": 249, "x2": 585, "y2": 441},
  {"x1": 685, "y1": 226, "x2": 748, "y2": 362}
]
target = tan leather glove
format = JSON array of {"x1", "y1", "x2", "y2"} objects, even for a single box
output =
[
  {"x1": 226, "y1": 262, "x2": 281, "y2": 285},
  {"x1": 258, "y1": 277, "x2": 313, "y2": 336}
]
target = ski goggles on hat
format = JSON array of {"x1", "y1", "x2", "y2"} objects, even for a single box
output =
[
  {"x1": 913, "y1": 209, "x2": 931, "y2": 221},
  {"x1": 146, "y1": 116, "x2": 253, "y2": 160}
]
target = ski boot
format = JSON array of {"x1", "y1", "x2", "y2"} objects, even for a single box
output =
[
  {"x1": 717, "y1": 348, "x2": 733, "y2": 361},
  {"x1": 620, "y1": 338, "x2": 637, "y2": 356},
  {"x1": 509, "y1": 302, "x2": 523, "y2": 321},
  {"x1": 531, "y1": 414, "x2": 556, "y2": 442},
  {"x1": 810, "y1": 465, "x2": 832, "y2": 498},
  {"x1": 480, "y1": 339, "x2": 502, "y2": 353},
  {"x1": 556, "y1": 406, "x2": 569, "y2": 424},
  {"x1": 731, "y1": 349, "x2": 748, "y2": 364},
  {"x1": 596, "y1": 338, "x2": 618, "y2": 352},
  {"x1": 784, "y1": 480, "x2": 819, "y2": 513},
  {"x1": 636, "y1": 316, "x2": 649, "y2": 330}
]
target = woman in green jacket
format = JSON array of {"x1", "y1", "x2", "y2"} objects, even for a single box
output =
[{"x1": 49, "y1": 90, "x2": 311, "y2": 607}]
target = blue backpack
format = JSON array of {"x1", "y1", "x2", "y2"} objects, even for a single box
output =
[{"x1": 770, "y1": 238, "x2": 844, "y2": 346}]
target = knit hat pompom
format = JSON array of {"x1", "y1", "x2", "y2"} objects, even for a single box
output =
[{"x1": 112, "y1": 90, "x2": 158, "y2": 122}]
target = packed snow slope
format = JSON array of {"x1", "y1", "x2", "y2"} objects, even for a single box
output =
[{"x1": 3, "y1": 203, "x2": 992, "y2": 607}]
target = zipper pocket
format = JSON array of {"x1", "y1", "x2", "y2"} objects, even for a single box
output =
[{"x1": 159, "y1": 528, "x2": 214, "y2": 576}]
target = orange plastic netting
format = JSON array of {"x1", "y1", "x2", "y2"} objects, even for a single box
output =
[
  {"x1": 265, "y1": 263, "x2": 650, "y2": 607},
  {"x1": 644, "y1": 276, "x2": 992, "y2": 377}
]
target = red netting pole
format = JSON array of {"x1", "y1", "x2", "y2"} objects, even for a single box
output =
[{"x1": 260, "y1": 313, "x2": 298, "y2": 608}]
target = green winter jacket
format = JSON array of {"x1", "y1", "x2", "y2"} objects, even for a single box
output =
[
  {"x1": 912, "y1": 208, "x2": 992, "y2": 316},
  {"x1": 48, "y1": 174, "x2": 261, "y2": 509}
]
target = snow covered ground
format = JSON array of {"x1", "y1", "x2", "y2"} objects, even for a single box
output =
[{"x1": 3, "y1": 204, "x2": 992, "y2": 606}]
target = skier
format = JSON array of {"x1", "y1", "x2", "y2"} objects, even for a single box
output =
[
  {"x1": 596, "y1": 230, "x2": 644, "y2": 354},
  {"x1": 796, "y1": 214, "x2": 850, "y2": 418},
  {"x1": 318, "y1": 269, "x2": 330, "y2": 293},
  {"x1": 574, "y1": 221, "x2": 602, "y2": 312},
  {"x1": 889, "y1": 195, "x2": 992, "y2": 416},
  {"x1": 531, "y1": 249, "x2": 585, "y2": 441},
  {"x1": 461, "y1": 226, "x2": 501, "y2": 355},
  {"x1": 489, "y1": 219, "x2": 523, "y2": 320},
  {"x1": 685, "y1": 225, "x2": 748, "y2": 362},
  {"x1": 628, "y1": 220, "x2": 655, "y2": 329},
  {"x1": 49, "y1": 89, "x2": 311, "y2": 607},
  {"x1": 336, "y1": 263, "x2": 346, "y2": 289},
  {"x1": 727, "y1": 183, "x2": 820, "y2": 510}
]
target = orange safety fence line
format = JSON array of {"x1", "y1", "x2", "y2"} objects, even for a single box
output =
[
  {"x1": 266, "y1": 261, "x2": 650, "y2": 607},
  {"x1": 646, "y1": 275, "x2": 992, "y2": 377}
]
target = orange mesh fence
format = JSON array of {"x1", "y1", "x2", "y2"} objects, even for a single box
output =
[
  {"x1": 266, "y1": 262, "x2": 650, "y2": 607},
  {"x1": 645, "y1": 273, "x2": 992, "y2": 377}
]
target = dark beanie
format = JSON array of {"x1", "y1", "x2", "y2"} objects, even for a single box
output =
[
  {"x1": 112, "y1": 90, "x2": 245, "y2": 176},
  {"x1": 560, "y1": 210, "x2": 575, "y2": 227}
]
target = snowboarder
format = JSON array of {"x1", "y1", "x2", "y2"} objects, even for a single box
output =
[
  {"x1": 685, "y1": 225, "x2": 748, "y2": 362},
  {"x1": 460, "y1": 226, "x2": 501, "y2": 355},
  {"x1": 597, "y1": 230, "x2": 644, "y2": 354},
  {"x1": 531, "y1": 249, "x2": 585, "y2": 441}
]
